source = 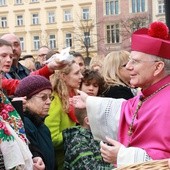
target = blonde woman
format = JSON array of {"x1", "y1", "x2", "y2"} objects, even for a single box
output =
[
  {"x1": 89, "y1": 56, "x2": 103, "y2": 72},
  {"x1": 102, "y1": 50, "x2": 135, "y2": 99},
  {"x1": 45, "y1": 60, "x2": 83, "y2": 170}
]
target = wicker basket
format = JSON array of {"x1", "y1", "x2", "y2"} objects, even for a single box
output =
[{"x1": 116, "y1": 159, "x2": 169, "y2": 170}]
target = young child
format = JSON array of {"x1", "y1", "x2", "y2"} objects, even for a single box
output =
[
  {"x1": 80, "y1": 68, "x2": 105, "y2": 96},
  {"x1": 63, "y1": 108, "x2": 113, "y2": 170}
]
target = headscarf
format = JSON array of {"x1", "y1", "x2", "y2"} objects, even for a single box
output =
[{"x1": 0, "y1": 90, "x2": 33, "y2": 169}]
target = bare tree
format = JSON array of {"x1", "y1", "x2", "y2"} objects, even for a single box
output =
[
  {"x1": 120, "y1": 14, "x2": 149, "y2": 39},
  {"x1": 120, "y1": 14, "x2": 150, "y2": 49},
  {"x1": 73, "y1": 14, "x2": 104, "y2": 59}
]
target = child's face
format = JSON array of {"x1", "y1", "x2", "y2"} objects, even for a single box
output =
[{"x1": 81, "y1": 80, "x2": 99, "y2": 96}]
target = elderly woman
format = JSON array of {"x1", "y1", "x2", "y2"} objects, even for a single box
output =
[{"x1": 14, "y1": 75, "x2": 55, "y2": 170}]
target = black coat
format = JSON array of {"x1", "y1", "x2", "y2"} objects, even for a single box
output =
[
  {"x1": 102, "y1": 85, "x2": 134, "y2": 100},
  {"x1": 24, "y1": 111, "x2": 55, "y2": 170}
]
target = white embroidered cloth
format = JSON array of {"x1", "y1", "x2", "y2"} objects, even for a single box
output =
[{"x1": 0, "y1": 122, "x2": 33, "y2": 170}]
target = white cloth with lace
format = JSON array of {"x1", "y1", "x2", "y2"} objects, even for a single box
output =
[
  {"x1": 86, "y1": 96, "x2": 151, "y2": 167},
  {"x1": 0, "y1": 121, "x2": 33, "y2": 170}
]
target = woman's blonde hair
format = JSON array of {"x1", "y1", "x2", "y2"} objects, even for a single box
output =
[
  {"x1": 102, "y1": 50, "x2": 130, "y2": 87},
  {"x1": 89, "y1": 56, "x2": 103, "y2": 70},
  {"x1": 50, "y1": 60, "x2": 76, "y2": 112}
]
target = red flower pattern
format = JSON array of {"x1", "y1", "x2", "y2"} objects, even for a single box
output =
[
  {"x1": 4, "y1": 104, "x2": 15, "y2": 112},
  {"x1": 1, "y1": 110, "x2": 9, "y2": 120},
  {"x1": 0, "y1": 91, "x2": 27, "y2": 142},
  {"x1": 0, "y1": 122, "x2": 5, "y2": 129},
  {"x1": 0, "y1": 121, "x2": 11, "y2": 136}
]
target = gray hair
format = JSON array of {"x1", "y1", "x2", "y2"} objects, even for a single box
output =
[{"x1": 149, "y1": 54, "x2": 170, "y2": 74}]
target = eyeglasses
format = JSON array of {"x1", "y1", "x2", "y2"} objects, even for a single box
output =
[
  {"x1": 34, "y1": 94, "x2": 54, "y2": 102},
  {"x1": 38, "y1": 54, "x2": 47, "y2": 57},
  {"x1": 128, "y1": 58, "x2": 159, "y2": 66}
]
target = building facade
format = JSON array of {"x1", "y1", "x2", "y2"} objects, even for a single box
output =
[
  {"x1": 0, "y1": 0, "x2": 166, "y2": 59},
  {"x1": 96, "y1": 0, "x2": 153, "y2": 57},
  {"x1": 152, "y1": 0, "x2": 165, "y2": 22},
  {"x1": 0, "y1": 0, "x2": 97, "y2": 58}
]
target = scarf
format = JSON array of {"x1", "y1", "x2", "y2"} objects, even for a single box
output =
[
  {"x1": 0, "y1": 90, "x2": 33, "y2": 169},
  {"x1": 68, "y1": 89, "x2": 78, "y2": 123}
]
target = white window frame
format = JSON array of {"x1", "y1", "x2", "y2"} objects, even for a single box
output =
[
  {"x1": 106, "y1": 24, "x2": 120, "y2": 44},
  {"x1": 33, "y1": 36, "x2": 40, "y2": 50},
  {"x1": 49, "y1": 34, "x2": 56, "y2": 49},
  {"x1": 84, "y1": 32, "x2": 91, "y2": 47},
  {"x1": 0, "y1": 0, "x2": 6, "y2": 6},
  {"x1": 105, "y1": 0, "x2": 119, "y2": 15},
  {"x1": 17, "y1": 15, "x2": 23, "y2": 26},
  {"x1": 1, "y1": 17, "x2": 7, "y2": 28},
  {"x1": 131, "y1": 0, "x2": 145, "y2": 13},
  {"x1": 48, "y1": 11, "x2": 55, "y2": 24},
  {"x1": 31, "y1": 0, "x2": 38, "y2": 2},
  {"x1": 64, "y1": 10, "x2": 72, "y2": 22},
  {"x1": 82, "y1": 8, "x2": 90, "y2": 20},
  {"x1": 19, "y1": 37, "x2": 24, "y2": 51},
  {"x1": 15, "y1": 0, "x2": 22, "y2": 4},
  {"x1": 158, "y1": 0, "x2": 165, "y2": 14},
  {"x1": 32, "y1": 13, "x2": 39, "y2": 25},
  {"x1": 65, "y1": 33, "x2": 72, "y2": 47}
]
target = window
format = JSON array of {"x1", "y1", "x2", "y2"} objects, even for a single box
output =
[
  {"x1": 0, "y1": 0, "x2": 6, "y2": 6},
  {"x1": 31, "y1": 0, "x2": 38, "y2": 2},
  {"x1": 105, "y1": 0, "x2": 119, "y2": 15},
  {"x1": 106, "y1": 24, "x2": 120, "y2": 44},
  {"x1": 33, "y1": 36, "x2": 40, "y2": 50},
  {"x1": 84, "y1": 32, "x2": 90, "y2": 47},
  {"x1": 49, "y1": 34, "x2": 56, "y2": 49},
  {"x1": 65, "y1": 33, "x2": 72, "y2": 47},
  {"x1": 19, "y1": 37, "x2": 24, "y2": 51},
  {"x1": 132, "y1": 0, "x2": 145, "y2": 13},
  {"x1": 158, "y1": 0, "x2": 165, "y2": 14},
  {"x1": 32, "y1": 14, "x2": 39, "y2": 25},
  {"x1": 48, "y1": 11, "x2": 55, "y2": 23},
  {"x1": 64, "y1": 10, "x2": 72, "y2": 22},
  {"x1": 1, "y1": 17, "x2": 7, "y2": 28},
  {"x1": 82, "y1": 8, "x2": 89, "y2": 20},
  {"x1": 15, "y1": 0, "x2": 22, "y2": 4},
  {"x1": 17, "y1": 15, "x2": 23, "y2": 26}
]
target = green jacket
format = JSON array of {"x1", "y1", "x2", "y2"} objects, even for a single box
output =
[
  {"x1": 63, "y1": 126, "x2": 114, "y2": 170},
  {"x1": 45, "y1": 92, "x2": 76, "y2": 170}
]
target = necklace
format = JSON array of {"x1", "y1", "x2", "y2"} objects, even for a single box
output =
[{"x1": 128, "y1": 82, "x2": 170, "y2": 142}]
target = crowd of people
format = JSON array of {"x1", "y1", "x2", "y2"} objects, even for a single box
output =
[{"x1": 1, "y1": 21, "x2": 170, "y2": 170}]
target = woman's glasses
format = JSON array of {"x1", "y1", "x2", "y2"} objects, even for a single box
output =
[{"x1": 34, "y1": 94, "x2": 54, "y2": 102}]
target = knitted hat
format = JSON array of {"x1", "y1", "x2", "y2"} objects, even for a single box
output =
[
  {"x1": 131, "y1": 21, "x2": 170, "y2": 59},
  {"x1": 15, "y1": 75, "x2": 52, "y2": 99}
]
